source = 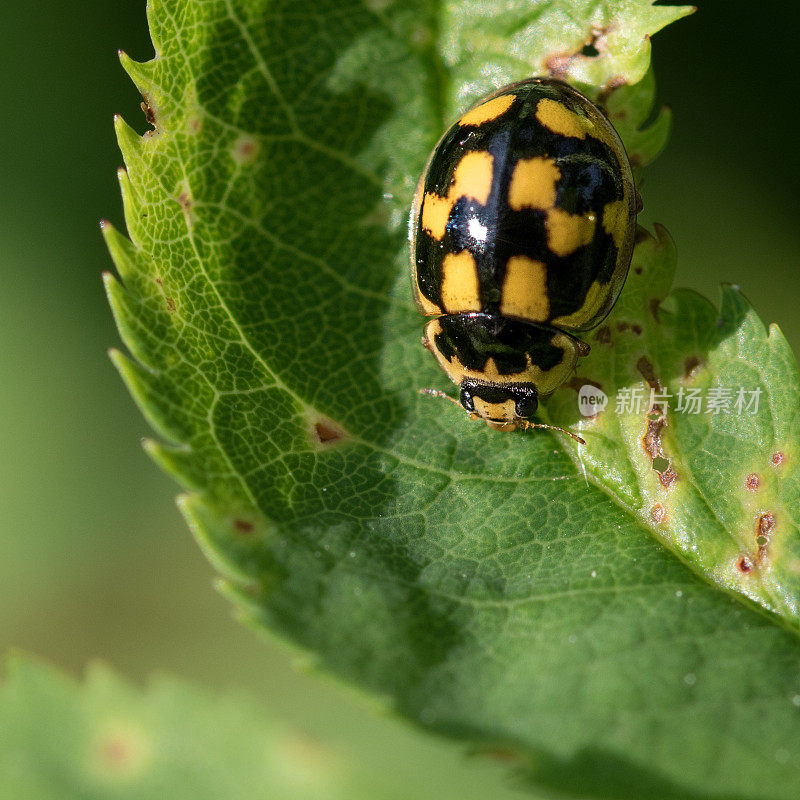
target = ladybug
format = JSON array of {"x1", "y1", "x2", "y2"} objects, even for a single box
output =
[{"x1": 410, "y1": 77, "x2": 638, "y2": 437}]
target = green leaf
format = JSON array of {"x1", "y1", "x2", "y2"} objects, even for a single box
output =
[
  {"x1": 0, "y1": 653, "x2": 526, "y2": 800},
  {"x1": 547, "y1": 226, "x2": 800, "y2": 625},
  {"x1": 104, "y1": 1, "x2": 800, "y2": 797}
]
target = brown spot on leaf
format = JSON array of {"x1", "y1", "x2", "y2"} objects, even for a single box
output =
[
  {"x1": 596, "y1": 73, "x2": 627, "y2": 105},
  {"x1": 772, "y1": 452, "x2": 785, "y2": 467},
  {"x1": 155, "y1": 276, "x2": 176, "y2": 313},
  {"x1": 756, "y1": 512, "x2": 776, "y2": 561},
  {"x1": 93, "y1": 725, "x2": 150, "y2": 778},
  {"x1": 737, "y1": 554, "x2": 755, "y2": 574},
  {"x1": 594, "y1": 325, "x2": 612, "y2": 344},
  {"x1": 543, "y1": 26, "x2": 618, "y2": 82},
  {"x1": 745, "y1": 473, "x2": 760, "y2": 492},
  {"x1": 649, "y1": 298, "x2": 661, "y2": 320},
  {"x1": 140, "y1": 96, "x2": 156, "y2": 128},
  {"x1": 100, "y1": 736, "x2": 130, "y2": 767},
  {"x1": 178, "y1": 192, "x2": 193, "y2": 227},
  {"x1": 631, "y1": 324, "x2": 642, "y2": 336},
  {"x1": 642, "y1": 414, "x2": 678, "y2": 489},
  {"x1": 650, "y1": 503, "x2": 666, "y2": 524},
  {"x1": 311, "y1": 417, "x2": 348, "y2": 447},
  {"x1": 616, "y1": 322, "x2": 629, "y2": 333},
  {"x1": 758, "y1": 512, "x2": 776, "y2": 537},
  {"x1": 471, "y1": 745, "x2": 528, "y2": 767},
  {"x1": 233, "y1": 518, "x2": 254, "y2": 534},
  {"x1": 637, "y1": 358, "x2": 678, "y2": 489},
  {"x1": 636, "y1": 356, "x2": 662, "y2": 392},
  {"x1": 633, "y1": 266, "x2": 643, "y2": 275},
  {"x1": 683, "y1": 356, "x2": 702, "y2": 380},
  {"x1": 544, "y1": 51, "x2": 574, "y2": 76},
  {"x1": 232, "y1": 134, "x2": 260, "y2": 164}
]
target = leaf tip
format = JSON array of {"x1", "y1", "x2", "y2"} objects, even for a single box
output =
[
  {"x1": 114, "y1": 114, "x2": 144, "y2": 159},
  {"x1": 107, "y1": 347, "x2": 128, "y2": 378},
  {"x1": 102, "y1": 224, "x2": 141, "y2": 283}
]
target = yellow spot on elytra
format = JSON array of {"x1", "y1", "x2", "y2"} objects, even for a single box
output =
[
  {"x1": 411, "y1": 170, "x2": 443, "y2": 315},
  {"x1": 508, "y1": 158, "x2": 561, "y2": 210},
  {"x1": 536, "y1": 98, "x2": 591, "y2": 139},
  {"x1": 500, "y1": 256, "x2": 549, "y2": 322},
  {"x1": 420, "y1": 194, "x2": 452, "y2": 240},
  {"x1": 452, "y1": 151, "x2": 494, "y2": 203},
  {"x1": 546, "y1": 207, "x2": 595, "y2": 256},
  {"x1": 440, "y1": 250, "x2": 482, "y2": 312},
  {"x1": 459, "y1": 95, "x2": 516, "y2": 126},
  {"x1": 602, "y1": 198, "x2": 629, "y2": 248},
  {"x1": 553, "y1": 281, "x2": 606, "y2": 329},
  {"x1": 421, "y1": 151, "x2": 494, "y2": 240}
]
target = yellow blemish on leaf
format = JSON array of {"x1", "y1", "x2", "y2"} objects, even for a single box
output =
[
  {"x1": 89, "y1": 722, "x2": 152, "y2": 782},
  {"x1": 508, "y1": 158, "x2": 561, "y2": 210},
  {"x1": 271, "y1": 732, "x2": 346, "y2": 789},
  {"x1": 546, "y1": 208, "x2": 595, "y2": 256},
  {"x1": 536, "y1": 98, "x2": 591, "y2": 139},
  {"x1": 500, "y1": 256, "x2": 550, "y2": 322},
  {"x1": 232, "y1": 134, "x2": 260, "y2": 164},
  {"x1": 308, "y1": 415, "x2": 349, "y2": 448},
  {"x1": 440, "y1": 250, "x2": 482, "y2": 313},
  {"x1": 421, "y1": 151, "x2": 494, "y2": 240},
  {"x1": 459, "y1": 94, "x2": 515, "y2": 126}
]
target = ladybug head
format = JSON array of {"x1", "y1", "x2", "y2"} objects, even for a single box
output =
[{"x1": 459, "y1": 381, "x2": 538, "y2": 430}]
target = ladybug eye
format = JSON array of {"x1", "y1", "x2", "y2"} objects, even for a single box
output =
[{"x1": 515, "y1": 392, "x2": 538, "y2": 419}]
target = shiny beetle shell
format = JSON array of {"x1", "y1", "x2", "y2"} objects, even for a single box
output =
[{"x1": 410, "y1": 77, "x2": 637, "y2": 430}]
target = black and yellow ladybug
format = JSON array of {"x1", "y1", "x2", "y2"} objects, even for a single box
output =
[{"x1": 410, "y1": 77, "x2": 637, "y2": 434}]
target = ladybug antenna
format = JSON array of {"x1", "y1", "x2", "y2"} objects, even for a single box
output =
[
  {"x1": 520, "y1": 420, "x2": 586, "y2": 445},
  {"x1": 419, "y1": 388, "x2": 463, "y2": 409}
]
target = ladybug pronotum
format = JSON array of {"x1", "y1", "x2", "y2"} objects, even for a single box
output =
[{"x1": 410, "y1": 77, "x2": 638, "y2": 435}]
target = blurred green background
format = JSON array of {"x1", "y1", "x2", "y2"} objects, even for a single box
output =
[{"x1": 0, "y1": 0, "x2": 797, "y2": 791}]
